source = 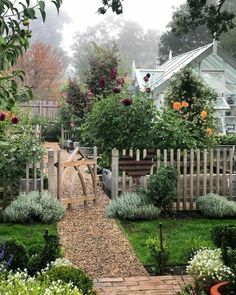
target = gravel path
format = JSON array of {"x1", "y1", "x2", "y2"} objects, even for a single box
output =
[{"x1": 45, "y1": 143, "x2": 147, "y2": 279}]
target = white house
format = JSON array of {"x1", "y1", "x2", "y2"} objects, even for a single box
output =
[{"x1": 131, "y1": 41, "x2": 236, "y2": 134}]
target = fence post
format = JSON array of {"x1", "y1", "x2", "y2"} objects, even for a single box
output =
[
  {"x1": 61, "y1": 125, "x2": 64, "y2": 144},
  {"x1": 48, "y1": 150, "x2": 56, "y2": 197},
  {"x1": 111, "y1": 148, "x2": 119, "y2": 198},
  {"x1": 93, "y1": 146, "x2": 97, "y2": 205},
  {"x1": 57, "y1": 150, "x2": 62, "y2": 200}
]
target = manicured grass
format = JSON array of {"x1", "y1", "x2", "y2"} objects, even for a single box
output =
[
  {"x1": 119, "y1": 218, "x2": 236, "y2": 266},
  {"x1": 0, "y1": 223, "x2": 57, "y2": 250}
]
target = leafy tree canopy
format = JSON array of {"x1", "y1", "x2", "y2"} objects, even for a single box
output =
[
  {"x1": 0, "y1": 0, "x2": 62, "y2": 110},
  {"x1": 99, "y1": 0, "x2": 235, "y2": 39}
]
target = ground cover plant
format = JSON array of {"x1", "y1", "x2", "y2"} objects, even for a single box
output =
[{"x1": 118, "y1": 218, "x2": 236, "y2": 266}]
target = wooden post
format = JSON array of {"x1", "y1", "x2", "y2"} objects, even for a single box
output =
[
  {"x1": 57, "y1": 149, "x2": 62, "y2": 200},
  {"x1": 229, "y1": 148, "x2": 234, "y2": 200},
  {"x1": 223, "y1": 148, "x2": 227, "y2": 196},
  {"x1": 156, "y1": 149, "x2": 161, "y2": 171},
  {"x1": 26, "y1": 163, "x2": 30, "y2": 193},
  {"x1": 190, "y1": 149, "x2": 194, "y2": 210},
  {"x1": 111, "y1": 148, "x2": 119, "y2": 198},
  {"x1": 203, "y1": 149, "x2": 207, "y2": 196},
  {"x1": 177, "y1": 149, "x2": 181, "y2": 211},
  {"x1": 196, "y1": 149, "x2": 200, "y2": 198},
  {"x1": 210, "y1": 149, "x2": 214, "y2": 193},
  {"x1": 48, "y1": 150, "x2": 56, "y2": 198},
  {"x1": 61, "y1": 125, "x2": 64, "y2": 144},
  {"x1": 93, "y1": 146, "x2": 97, "y2": 205},
  {"x1": 122, "y1": 149, "x2": 126, "y2": 192},
  {"x1": 183, "y1": 149, "x2": 187, "y2": 210},
  {"x1": 164, "y1": 149, "x2": 167, "y2": 167},
  {"x1": 40, "y1": 156, "x2": 44, "y2": 193},
  {"x1": 216, "y1": 149, "x2": 220, "y2": 195}
]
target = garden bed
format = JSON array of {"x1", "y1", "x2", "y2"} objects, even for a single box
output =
[{"x1": 118, "y1": 218, "x2": 236, "y2": 267}]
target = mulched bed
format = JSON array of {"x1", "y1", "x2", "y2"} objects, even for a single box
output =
[{"x1": 46, "y1": 144, "x2": 147, "y2": 279}]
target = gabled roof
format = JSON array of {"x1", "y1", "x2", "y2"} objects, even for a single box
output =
[{"x1": 149, "y1": 43, "x2": 213, "y2": 90}]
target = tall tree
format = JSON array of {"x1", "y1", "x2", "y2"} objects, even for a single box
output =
[
  {"x1": 159, "y1": 4, "x2": 212, "y2": 63},
  {"x1": 16, "y1": 42, "x2": 65, "y2": 101},
  {"x1": 0, "y1": 0, "x2": 62, "y2": 110},
  {"x1": 98, "y1": 0, "x2": 235, "y2": 39},
  {"x1": 73, "y1": 17, "x2": 160, "y2": 77}
]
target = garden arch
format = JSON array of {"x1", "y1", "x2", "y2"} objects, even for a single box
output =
[{"x1": 57, "y1": 146, "x2": 97, "y2": 209}]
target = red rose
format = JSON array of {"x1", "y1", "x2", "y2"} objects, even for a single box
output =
[
  {"x1": 99, "y1": 76, "x2": 106, "y2": 88},
  {"x1": 145, "y1": 87, "x2": 151, "y2": 93},
  {"x1": 113, "y1": 86, "x2": 121, "y2": 93},
  {"x1": 11, "y1": 116, "x2": 19, "y2": 124},
  {"x1": 116, "y1": 77, "x2": 125, "y2": 86},
  {"x1": 110, "y1": 68, "x2": 117, "y2": 79},
  {"x1": 0, "y1": 112, "x2": 6, "y2": 121},
  {"x1": 121, "y1": 98, "x2": 133, "y2": 106}
]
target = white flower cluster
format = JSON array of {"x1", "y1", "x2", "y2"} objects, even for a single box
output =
[
  {"x1": 0, "y1": 270, "x2": 82, "y2": 294},
  {"x1": 50, "y1": 258, "x2": 73, "y2": 268},
  {"x1": 186, "y1": 248, "x2": 234, "y2": 282}
]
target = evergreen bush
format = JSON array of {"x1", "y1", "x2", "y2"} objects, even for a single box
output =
[
  {"x1": 106, "y1": 192, "x2": 160, "y2": 220},
  {"x1": 145, "y1": 166, "x2": 177, "y2": 211},
  {"x1": 196, "y1": 193, "x2": 236, "y2": 218},
  {"x1": 3, "y1": 191, "x2": 66, "y2": 224}
]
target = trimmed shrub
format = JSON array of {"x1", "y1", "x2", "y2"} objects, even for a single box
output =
[
  {"x1": 106, "y1": 192, "x2": 160, "y2": 220},
  {"x1": 43, "y1": 265, "x2": 96, "y2": 295},
  {"x1": 3, "y1": 191, "x2": 66, "y2": 224},
  {"x1": 196, "y1": 193, "x2": 236, "y2": 218},
  {"x1": 211, "y1": 224, "x2": 236, "y2": 248},
  {"x1": 145, "y1": 166, "x2": 177, "y2": 210},
  {"x1": 3, "y1": 239, "x2": 28, "y2": 271}
]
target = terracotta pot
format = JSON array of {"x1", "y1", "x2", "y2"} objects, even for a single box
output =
[{"x1": 210, "y1": 281, "x2": 229, "y2": 295}]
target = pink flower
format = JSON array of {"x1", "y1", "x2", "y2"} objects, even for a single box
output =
[
  {"x1": 99, "y1": 76, "x2": 106, "y2": 88},
  {"x1": 0, "y1": 112, "x2": 6, "y2": 121},
  {"x1": 88, "y1": 91, "x2": 93, "y2": 98},
  {"x1": 144, "y1": 76, "x2": 149, "y2": 82},
  {"x1": 116, "y1": 77, "x2": 125, "y2": 86},
  {"x1": 11, "y1": 116, "x2": 19, "y2": 124},
  {"x1": 61, "y1": 92, "x2": 67, "y2": 99},
  {"x1": 121, "y1": 98, "x2": 133, "y2": 106},
  {"x1": 110, "y1": 68, "x2": 117, "y2": 79},
  {"x1": 113, "y1": 86, "x2": 121, "y2": 94}
]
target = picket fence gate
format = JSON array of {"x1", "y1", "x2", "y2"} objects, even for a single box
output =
[
  {"x1": 20, "y1": 147, "x2": 97, "y2": 209},
  {"x1": 111, "y1": 147, "x2": 236, "y2": 210}
]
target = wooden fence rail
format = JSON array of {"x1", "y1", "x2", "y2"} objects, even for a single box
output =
[
  {"x1": 19, "y1": 147, "x2": 97, "y2": 209},
  {"x1": 111, "y1": 148, "x2": 236, "y2": 210},
  {"x1": 19, "y1": 100, "x2": 60, "y2": 120}
]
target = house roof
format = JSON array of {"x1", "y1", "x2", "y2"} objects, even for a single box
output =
[{"x1": 149, "y1": 43, "x2": 213, "y2": 91}]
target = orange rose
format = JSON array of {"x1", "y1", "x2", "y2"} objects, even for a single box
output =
[
  {"x1": 207, "y1": 128, "x2": 212, "y2": 136},
  {"x1": 182, "y1": 101, "x2": 189, "y2": 108},
  {"x1": 201, "y1": 111, "x2": 207, "y2": 120},
  {"x1": 173, "y1": 102, "x2": 182, "y2": 110}
]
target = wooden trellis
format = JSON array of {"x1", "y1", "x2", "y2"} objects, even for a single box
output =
[{"x1": 57, "y1": 146, "x2": 97, "y2": 209}]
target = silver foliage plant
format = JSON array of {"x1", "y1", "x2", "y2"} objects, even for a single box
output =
[
  {"x1": 196, "y1": 193, "x2": 236, "y2": 218},
  {"x1": 106, "y1": 192, "x2": 160, "y2": 220},
  {"x1": 3, "y1": 191, "x2": 66, "y2": 224}
]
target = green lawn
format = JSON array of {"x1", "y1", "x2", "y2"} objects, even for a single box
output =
[
  {"x1": 119, "y1": 218, "x2": 236, "y2": 266},
  {"x1": 0, "y1": 223, "x2": 57, "y2": 250}
]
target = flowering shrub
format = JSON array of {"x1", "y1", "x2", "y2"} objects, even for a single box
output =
[
  {"x1": 196, "y1": 194, "x2": 236, "y2": 218},
  {"x1": 3, "y1": 191, "x2": 66, "y2": 224},
  {"x1": 186, "y1": 248, "x2": 233, "y2": 285},
  {"x1": 0, "y1": 113, "x2": 44, "y2": 199},
  {"x1": 0, "y1": 271, "x2": 82, "y2": 295},
  {"x1": 165, "y1": 67, "x2": 217, "y2": 148},
  {"x1": 106, "y1": 192, "x2": 160, "y2": 220},
  {"x1": 50, "y1": 258, "x2": 73, "y2": 268}
]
